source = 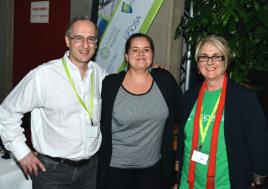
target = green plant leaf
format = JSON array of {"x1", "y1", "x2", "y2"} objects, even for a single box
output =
[
  {"x1": 257, "y1": 11, "x2": 268, "y2": 28},
  {"x1": 175, "y1": 0, "x2": 268, "y2": 84}
]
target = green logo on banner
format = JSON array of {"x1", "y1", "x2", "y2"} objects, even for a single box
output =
[
  {"x1": 100, "y1": 47, "x2": 110, "y2": 59},
  {"x1": 122, "y1": 2, "x2": 133, "y2": 13}
]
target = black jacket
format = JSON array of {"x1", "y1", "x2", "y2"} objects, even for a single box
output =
[
  {"x1": 98, "y1": 68, "x2": 182, "y2": 189},
  {"x1": 177, "y1": 78, "x2": 268, "y2": 189}
]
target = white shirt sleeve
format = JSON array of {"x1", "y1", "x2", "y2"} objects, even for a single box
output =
[{"x1": 0, "y1": 68, "x2": 42, "y2": 160}]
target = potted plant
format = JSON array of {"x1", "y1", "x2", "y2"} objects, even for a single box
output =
[{"x1": 175, "y1": 0, "x2": 268, "y2": 84}]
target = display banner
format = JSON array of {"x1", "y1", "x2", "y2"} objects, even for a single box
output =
[{"x1": 96, "y1": 0, "x2": 164, "y2": 73}]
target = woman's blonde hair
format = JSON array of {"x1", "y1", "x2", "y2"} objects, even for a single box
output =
[{"x1": 195, "y1": 35, "x2": 231, "y2": 71}]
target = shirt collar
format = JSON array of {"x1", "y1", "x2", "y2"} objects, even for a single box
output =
[{"x1": 63, "y1": 51, "x2": 93, "y2": 74}]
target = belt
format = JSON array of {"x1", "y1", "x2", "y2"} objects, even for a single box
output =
[{"x1": 41, "y1": 154, "x2": 95, "y2": 167}]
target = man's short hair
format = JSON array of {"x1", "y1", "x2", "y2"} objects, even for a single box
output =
[{"x1": 65, "y1": 15, "x2": 97, "y2": 37}]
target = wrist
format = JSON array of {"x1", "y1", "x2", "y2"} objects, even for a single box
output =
[{"x1": 252, "y1": 172, "x2": 267, "y2": 186}]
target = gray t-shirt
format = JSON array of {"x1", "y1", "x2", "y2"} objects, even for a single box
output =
[{"x1": 110, "y1": 81, "x2": 169, "y2": 168}]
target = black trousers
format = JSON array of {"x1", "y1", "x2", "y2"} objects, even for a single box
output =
[
  {"x1": 105, "y1": 161, "x2": 162, "y2": 189},
  {"x1": 32, "y1": 154, "x2": 98, "y2": 189}
]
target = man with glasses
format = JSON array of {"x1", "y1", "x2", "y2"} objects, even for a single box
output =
[{"x1": 0, "y1": 16, "x2": 107, "y2": 189}]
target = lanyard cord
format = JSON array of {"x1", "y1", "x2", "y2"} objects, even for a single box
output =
[
  {"x1": 188, "y1": 75, "x2": 227, "y2": 189},
  {"x1": 62, "y1": 58, "x2": 94, "y2": 120},
  {"x1": 199, "y1": 97, "x2": 220, "y2": 149}
]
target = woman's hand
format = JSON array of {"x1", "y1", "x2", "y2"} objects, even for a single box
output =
[{"x1": 172, "y1": 184, "x2": 178, "y2": 189}]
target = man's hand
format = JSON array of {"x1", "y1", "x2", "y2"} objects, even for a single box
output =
[
  {"x1": 19, "y1": 151, "x2": 46, "y2": 178},
  {"x1": 151, "y1": 63, "x2": 166, "y2": 69}
]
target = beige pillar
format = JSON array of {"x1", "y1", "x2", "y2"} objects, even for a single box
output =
[
  {"x1": 148, "y1": 0, "x2": 184, "y2": 82},
  {"x1": 71, "y1": 0, "x2": 93, "y2": 18}
]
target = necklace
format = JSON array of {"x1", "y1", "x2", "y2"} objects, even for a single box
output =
[
  {"x1": 126, "y1": 71, "x2": 151, "y2": 85},
  {"x1": 123, "y1": 71, "x2": 152, "y2": 94}
]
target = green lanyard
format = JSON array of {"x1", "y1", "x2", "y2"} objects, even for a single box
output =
[
  {"x1": 62, "y1": 58, "x2": 94, "y2": 121},
  {"x1": 199, "y1": 97, "x2": 220, "y2": 149}
]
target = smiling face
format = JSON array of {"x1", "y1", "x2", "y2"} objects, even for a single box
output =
[
  {"x1": 125, "y1": 37, "x2": 153, "y2": 71},
  {"x1": 197, "y1": 42, "x2": 226, "y2": 82},
  {"x1": 65, "y1": 20, "x2": 97, "y2": 67}
]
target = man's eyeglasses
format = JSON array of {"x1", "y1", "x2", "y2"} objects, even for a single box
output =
[
  {"x1": 69, "y1": 35, "x2": 98, "y2": 44},
  {"x1": 197, "y1": 55, "x2": 225, "y2": 63}
]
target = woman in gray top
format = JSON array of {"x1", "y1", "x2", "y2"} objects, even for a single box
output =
[{"x1": 98, "y1": 33, "x2": 182, "y2": 189}]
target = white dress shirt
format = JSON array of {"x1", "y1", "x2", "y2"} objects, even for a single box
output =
[{"x1": 0, "y1": 51, "x2": 107, "y2": 161}]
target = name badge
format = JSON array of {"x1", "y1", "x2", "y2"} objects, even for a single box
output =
[
  {"x1": 191, "y1": 150, "x2": 209, "y2": 165},
  {"x1": 86, "y1": 124, "x2": 100, "y2": 138}
]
